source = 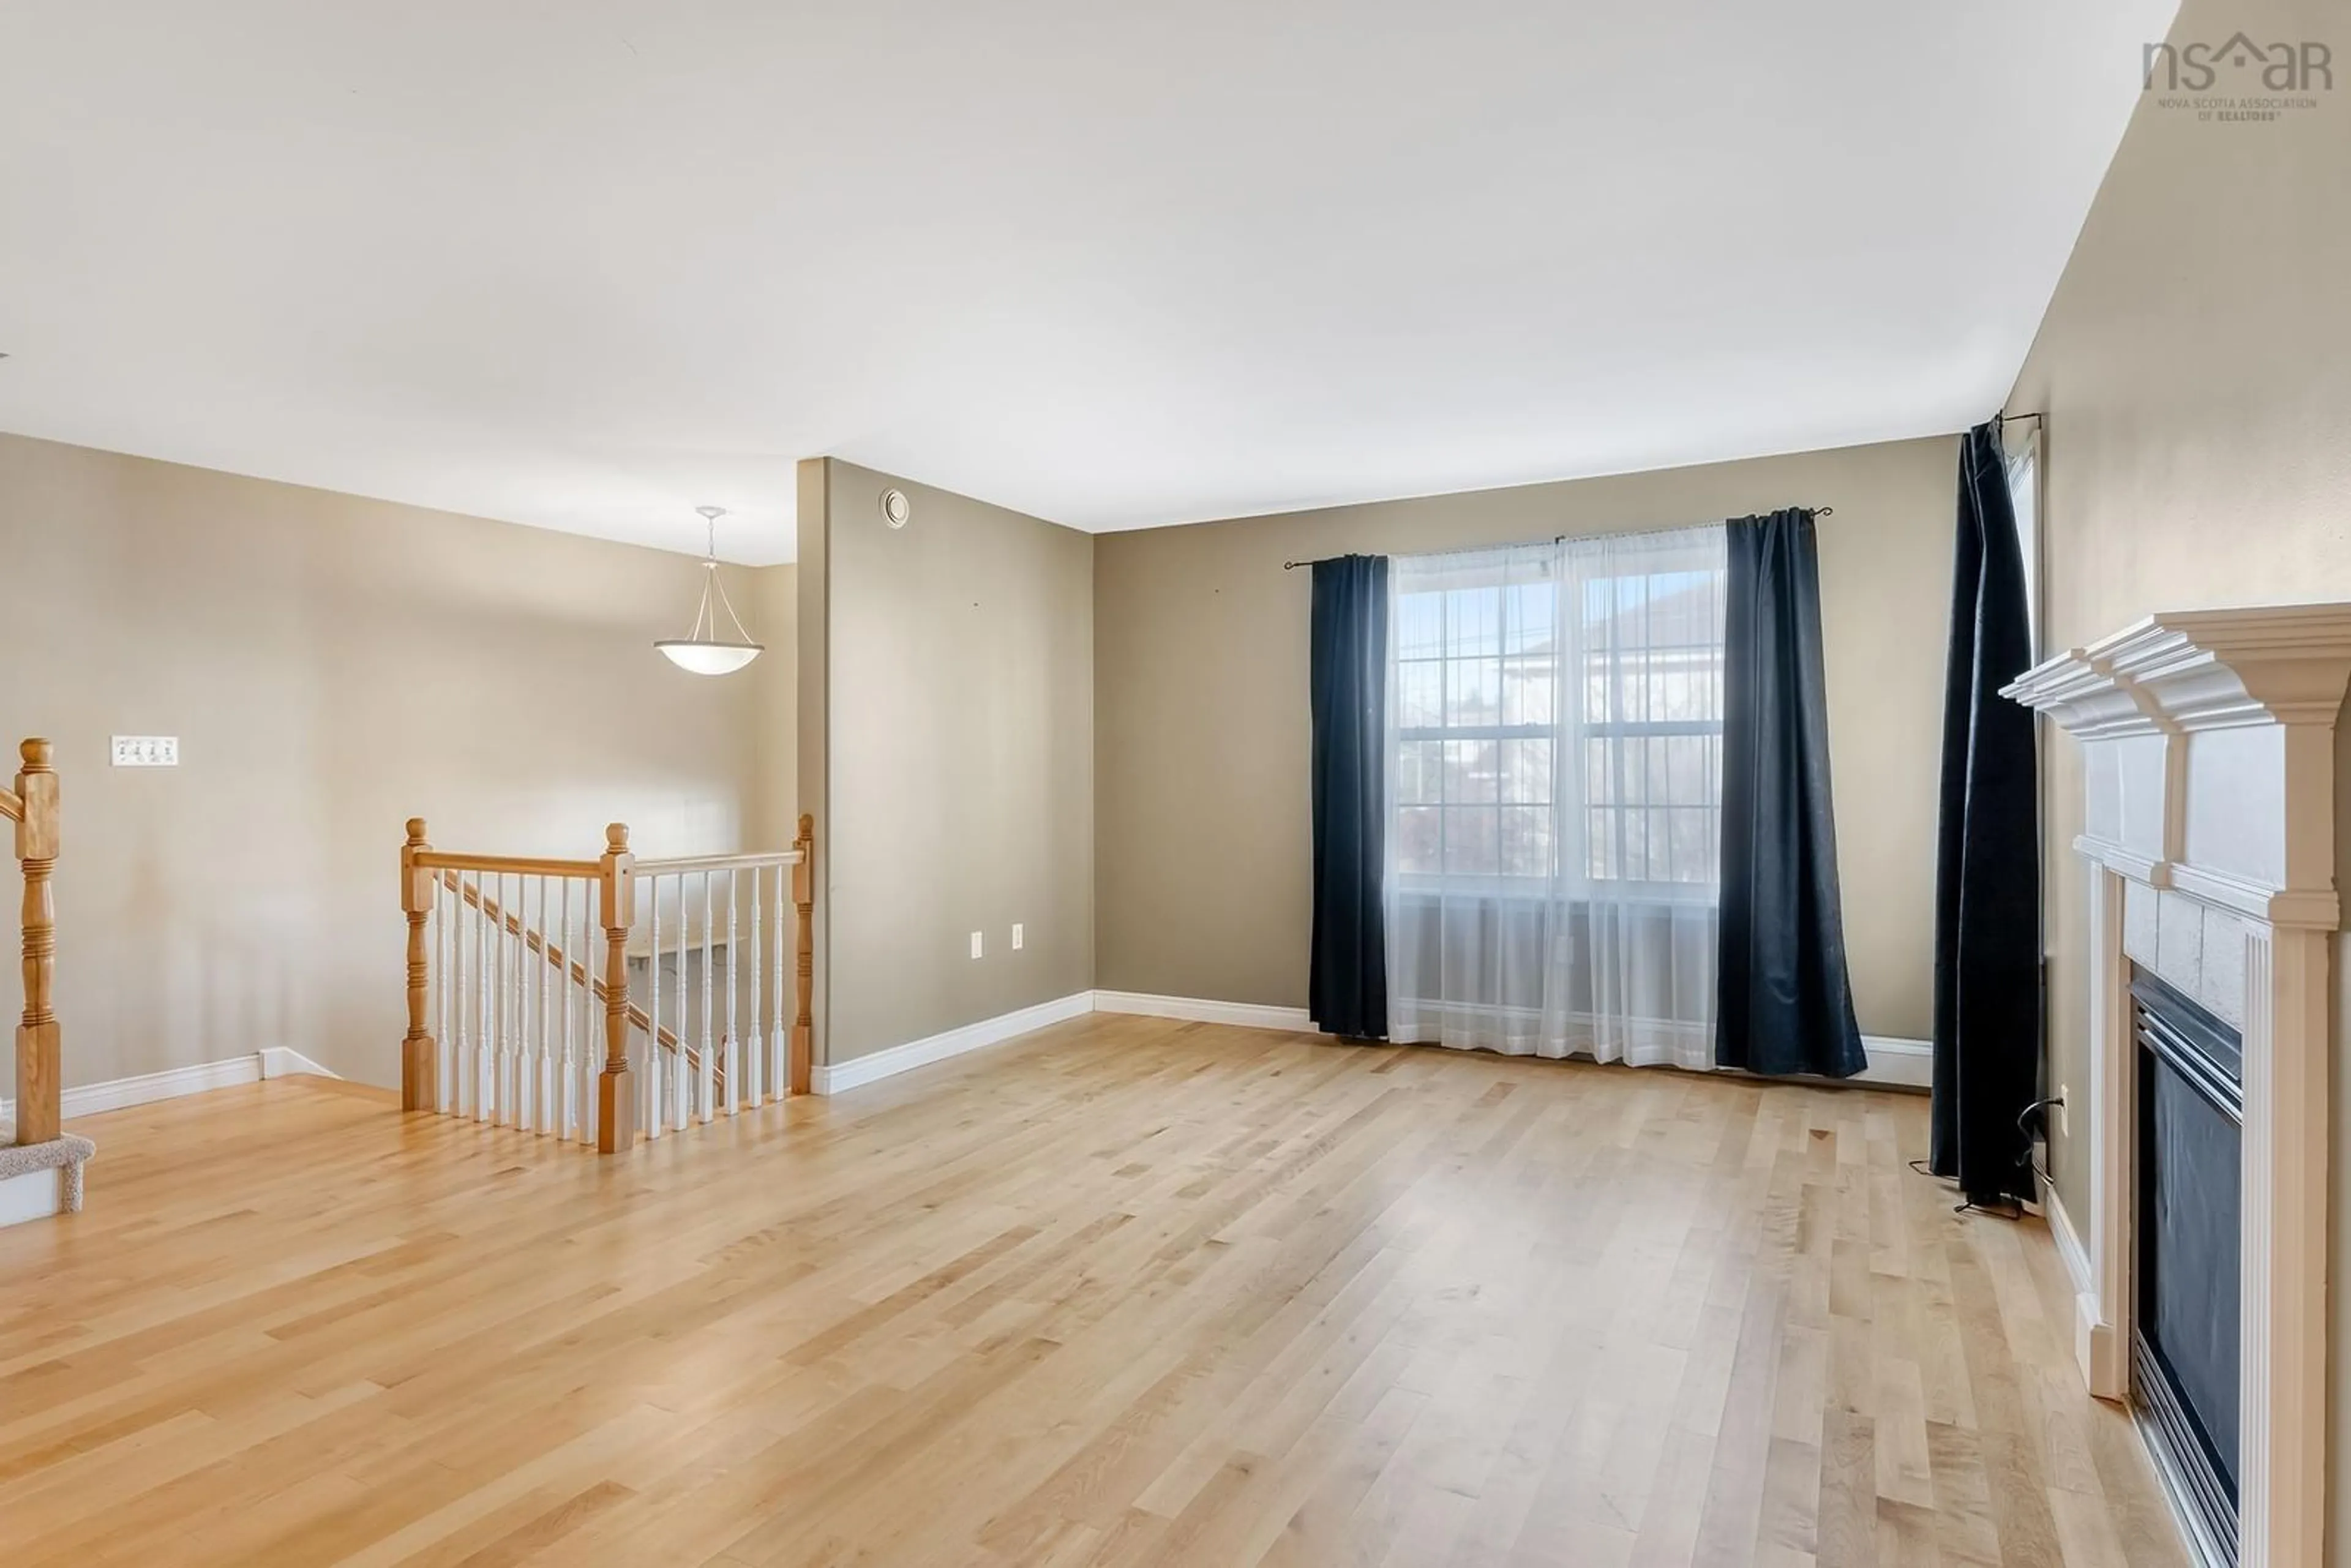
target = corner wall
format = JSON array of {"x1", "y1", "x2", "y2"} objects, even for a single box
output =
[
  {"x1": 797, "y1": 458, "x2": 1095, "y2": 1066},
  {"x1": 746, "y1": 561, "x2": 800, "y2": 852},
  {"x1": 2006, "y1": 0, "x2": 2351, "y2": 1226}
]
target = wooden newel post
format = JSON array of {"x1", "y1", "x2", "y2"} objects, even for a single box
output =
[
  {"x1": 399, "y1": 818, "x2": 436, "y2": 1112},
  {"x1": 14, "y1": 739, "x2": 61, "y2": 1147},
  {"x1": 790, "y1": 812, "x2": 814, "y2": 1097},
  {"x1": 598, "y1": 823, "x2": 639, "y2": 1152}
]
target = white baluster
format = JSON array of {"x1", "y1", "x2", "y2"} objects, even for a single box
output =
[
  {"x1": 479, "y1": 872, "x2": 493, "y2": 1124},
  {"x1": 486, "y1": 869, "x2": 505, "y2": 1128},
  {"x1": 748, "y1": 866, "x2": 763, "y2": 1108},
  {"x1": 724, "y1": 869, "x2": 740, "y2": 1116},
  {"x1": 546, "y1": 875, "x2": 562, "y2": 1136},
  {"x1": 530, "y1": 874, "x2": 546, "y2": 1136},
  {"x1": 460, "y1": 876, "x2": 475, "y2": 1120},
  {"x1": 700, "y1": 871, "x2": 716, "y2": 1125},
  {"x1": 647, "y1": 871, "x2": 664, "y2": 1139},
  {"x1": 557, "y1": 877, "x2": 574, "y2": 1141},
  {"x1": 584, "y1": 880, "x2": 601, "y2": 1145},
  {"x1": 445, "y1": 874, "x2": 460, "y2": 1117},
  {"x1": 518, "y1": 874, "x2": 531, "y2": 1125},
  {"x1": 577, "y1": 880, "x2": 598, "y2": 1146},
  {"x1": 481, "y1": 873, "x2": 494, "y2": 1120},
  {"x1": 675, "y1": 872, "x2": 692, "y2": 1131},
  {"x1": 530, "y1": 876, "x2": 547, "y2": 1135},
  {"x1": 473, "y1": 874, "x2": 491, "y2": 1122},
  {"x1": 504, "y1": 871, "x2": 521, "y2": 1127},
  {"x1": 515, "y1": 874, "x2": 533, "y2": 1133},
  {"x1": 507, "y1": 872, "x2": 522, "y2": 1125},
  {"x1": 514, "y1": 872, "x2": 529, "y2": 1128},
  {"x1": 434, "y1": 874, "x2": 451, "y2": 1114},
  {"x1": 451, "y1": 877, "x2": 465, "y2": 1119}
]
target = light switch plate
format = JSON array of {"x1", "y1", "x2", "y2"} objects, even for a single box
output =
[
  {"x1": 112, "y1": 735, "x2": 179, "y2": 767},
  {"x1": 970, "y1": 931, "x2": 984, "y2": 959},
  {"x1": 1012, "y1": 923, "x2": 1024, "y2": 951}
]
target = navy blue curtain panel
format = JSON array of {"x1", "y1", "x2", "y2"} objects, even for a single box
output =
[
  {"x1": 1717, "y1": 509, "x2": 1868, "y2": 1078},
  {"x1": 1930, "y1": 423, "x2": 2042, "y2": 1206},
  {"x1": 1308, "y1": 554, "x2": 1390, "y2": 1040}
]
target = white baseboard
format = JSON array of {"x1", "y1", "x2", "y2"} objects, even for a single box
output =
[
  {"x1": 1855, "y1": 1034, "x2": 1932, "y2": 1090},
  {"x1": 812, "y1": 992, "x2": 1095, "y2": 1095},
  {"x1": 0, "y1": 1048, "x2": 343, "y2": 1123},
  {"x1": 1089, "y1": 991, "x2": 1931, "y2": 1088},
  {"x1": 260, "y1": 1046, "x2": 339, "y2": 1081},
  {"x1": 2047, "y1": 1185, "x2": 2094, "y2": 1297},
  {"x1": 1090, "y1": 991, "x2": 1314, "y2": 1033},
  {"x1": 2044, "y1": 1185, "x2": 2123, "y2": 1397}
]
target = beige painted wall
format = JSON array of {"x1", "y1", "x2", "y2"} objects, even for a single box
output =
[
  {"x1": 746, "y1": 563, "x2": 800, "y2": 851},
  {"x1": 1095, "y1": 435, "x2": 1957, "y2": 1040},
  {"x1": 1999, "y1": 0, "x2": 2351, "y2": 1545},
  {"x1": 0, "y1": 431, "x2": 765, "y2": 1091},
  {"x1": 797, "y1": 458, "x2": 1095, "y2": 1065}
]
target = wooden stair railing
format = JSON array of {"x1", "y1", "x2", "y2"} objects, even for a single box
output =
[
  {"x1": 401, "y1": 815, "x2": 814, "y2": 1153},
  {"x1": 5, "y1": 740, "x2": 61, "y2": 1148},
  {"x1": 432, "y1": 867, "x2": 719, "y2": 1091}
]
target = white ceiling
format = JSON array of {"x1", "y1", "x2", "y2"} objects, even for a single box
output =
[{"x1": 0, "y1": 1, "x2": 2175, "y2": 565}]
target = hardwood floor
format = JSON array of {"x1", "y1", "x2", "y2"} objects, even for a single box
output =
[{"x1": 0, "y1": 1015, "x2": 2185, "y2": 1567}]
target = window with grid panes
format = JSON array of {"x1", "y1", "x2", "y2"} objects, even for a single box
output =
[{"x1": 1392, "y1": 549, "x2": 1723, "y2": 893}]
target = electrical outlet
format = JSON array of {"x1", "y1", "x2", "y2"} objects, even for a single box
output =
[
  {"x1": 970, "y1": 931, "x2": 983, "y2": 959},
  {"x1": 1012, "y1": 923, "x2": 1024, "y2": 951},
  {"x1": 2057, "y1": 1086, "x2": 2069, "y2": 1138},
  {"x1": 112, "y1": 735, "x2": 179, "y2": 767}
]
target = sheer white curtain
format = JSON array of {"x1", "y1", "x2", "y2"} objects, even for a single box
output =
[{"x1": 1384, "y1": 525, "x2": 1727, "y2": 1068}]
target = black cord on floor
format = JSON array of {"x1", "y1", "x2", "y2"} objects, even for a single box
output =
[{"x1": 1905, "y1": 1098, "x2": 2060, "y2": 1220}]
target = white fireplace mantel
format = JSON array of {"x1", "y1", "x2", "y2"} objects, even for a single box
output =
[{"x1": 2004, "y1": 604, "x2": 2351, "y2": 1568}]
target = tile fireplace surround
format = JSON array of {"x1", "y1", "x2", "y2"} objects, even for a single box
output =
[{"x1": 2004, "y1": 604, "x2": 2351, "y2": 1568}]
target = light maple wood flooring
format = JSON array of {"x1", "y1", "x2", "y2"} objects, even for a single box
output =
[{"x1": 0, "y1": 1015, "x2": 2186, "y2": 1567}]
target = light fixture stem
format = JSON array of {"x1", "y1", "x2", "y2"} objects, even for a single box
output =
[
  {"x1": 710, "y1": 563, "x2": 756, "y2": 642},
  {"x1": 656, "y1": 505, "x2": 762, "y2": 673},
  {"x1": 684, "y1": 568, "x2": 718, "y2": 641}
]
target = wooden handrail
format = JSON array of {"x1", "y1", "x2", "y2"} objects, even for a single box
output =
[
  {"x1": 411, "y1": 849, "x2": 602, "y2": 878},
  {"x1": 13, "y1": 739, "x2": 61, "y2": 1146},
  {"x1": 634, "y1": 849, "x2": 805, "y2": 874},
  {"x1": 0, "y1": 784, "x2": 21, "y2": 824}
]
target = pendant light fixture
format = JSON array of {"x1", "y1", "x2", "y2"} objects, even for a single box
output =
[{"x1": 655, "y1": 506, "x2": 764, "y2": 675}]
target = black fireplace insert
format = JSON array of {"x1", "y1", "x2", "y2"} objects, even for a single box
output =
[{"x1": 2131, "y1": 964, "x2": 2241, "y2": 1566}]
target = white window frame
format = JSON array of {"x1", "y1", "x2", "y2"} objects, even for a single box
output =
[
  {"x1": 1389, "y1": 541, "x2": 1725, "y2": 906},
  {"x1": 2006, "y1": 423, "x2": 2043, "y2": 663}
]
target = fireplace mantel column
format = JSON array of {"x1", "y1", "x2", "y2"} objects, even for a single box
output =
[{"x1": 2005, "y1": 604, "x2": 2351, "y2": 1568}]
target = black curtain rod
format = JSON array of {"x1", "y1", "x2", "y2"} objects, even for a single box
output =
[
  {"x1": 1998, "y1": 410, "x2": 2046, "y2": 424},
  {"x1": 1280, "y1": 506, "x2": 1834, "y2": 570}
]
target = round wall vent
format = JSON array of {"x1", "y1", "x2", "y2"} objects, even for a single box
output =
[{"x1": 880, "y1": 487, "x2": 912, "y2": 529}]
